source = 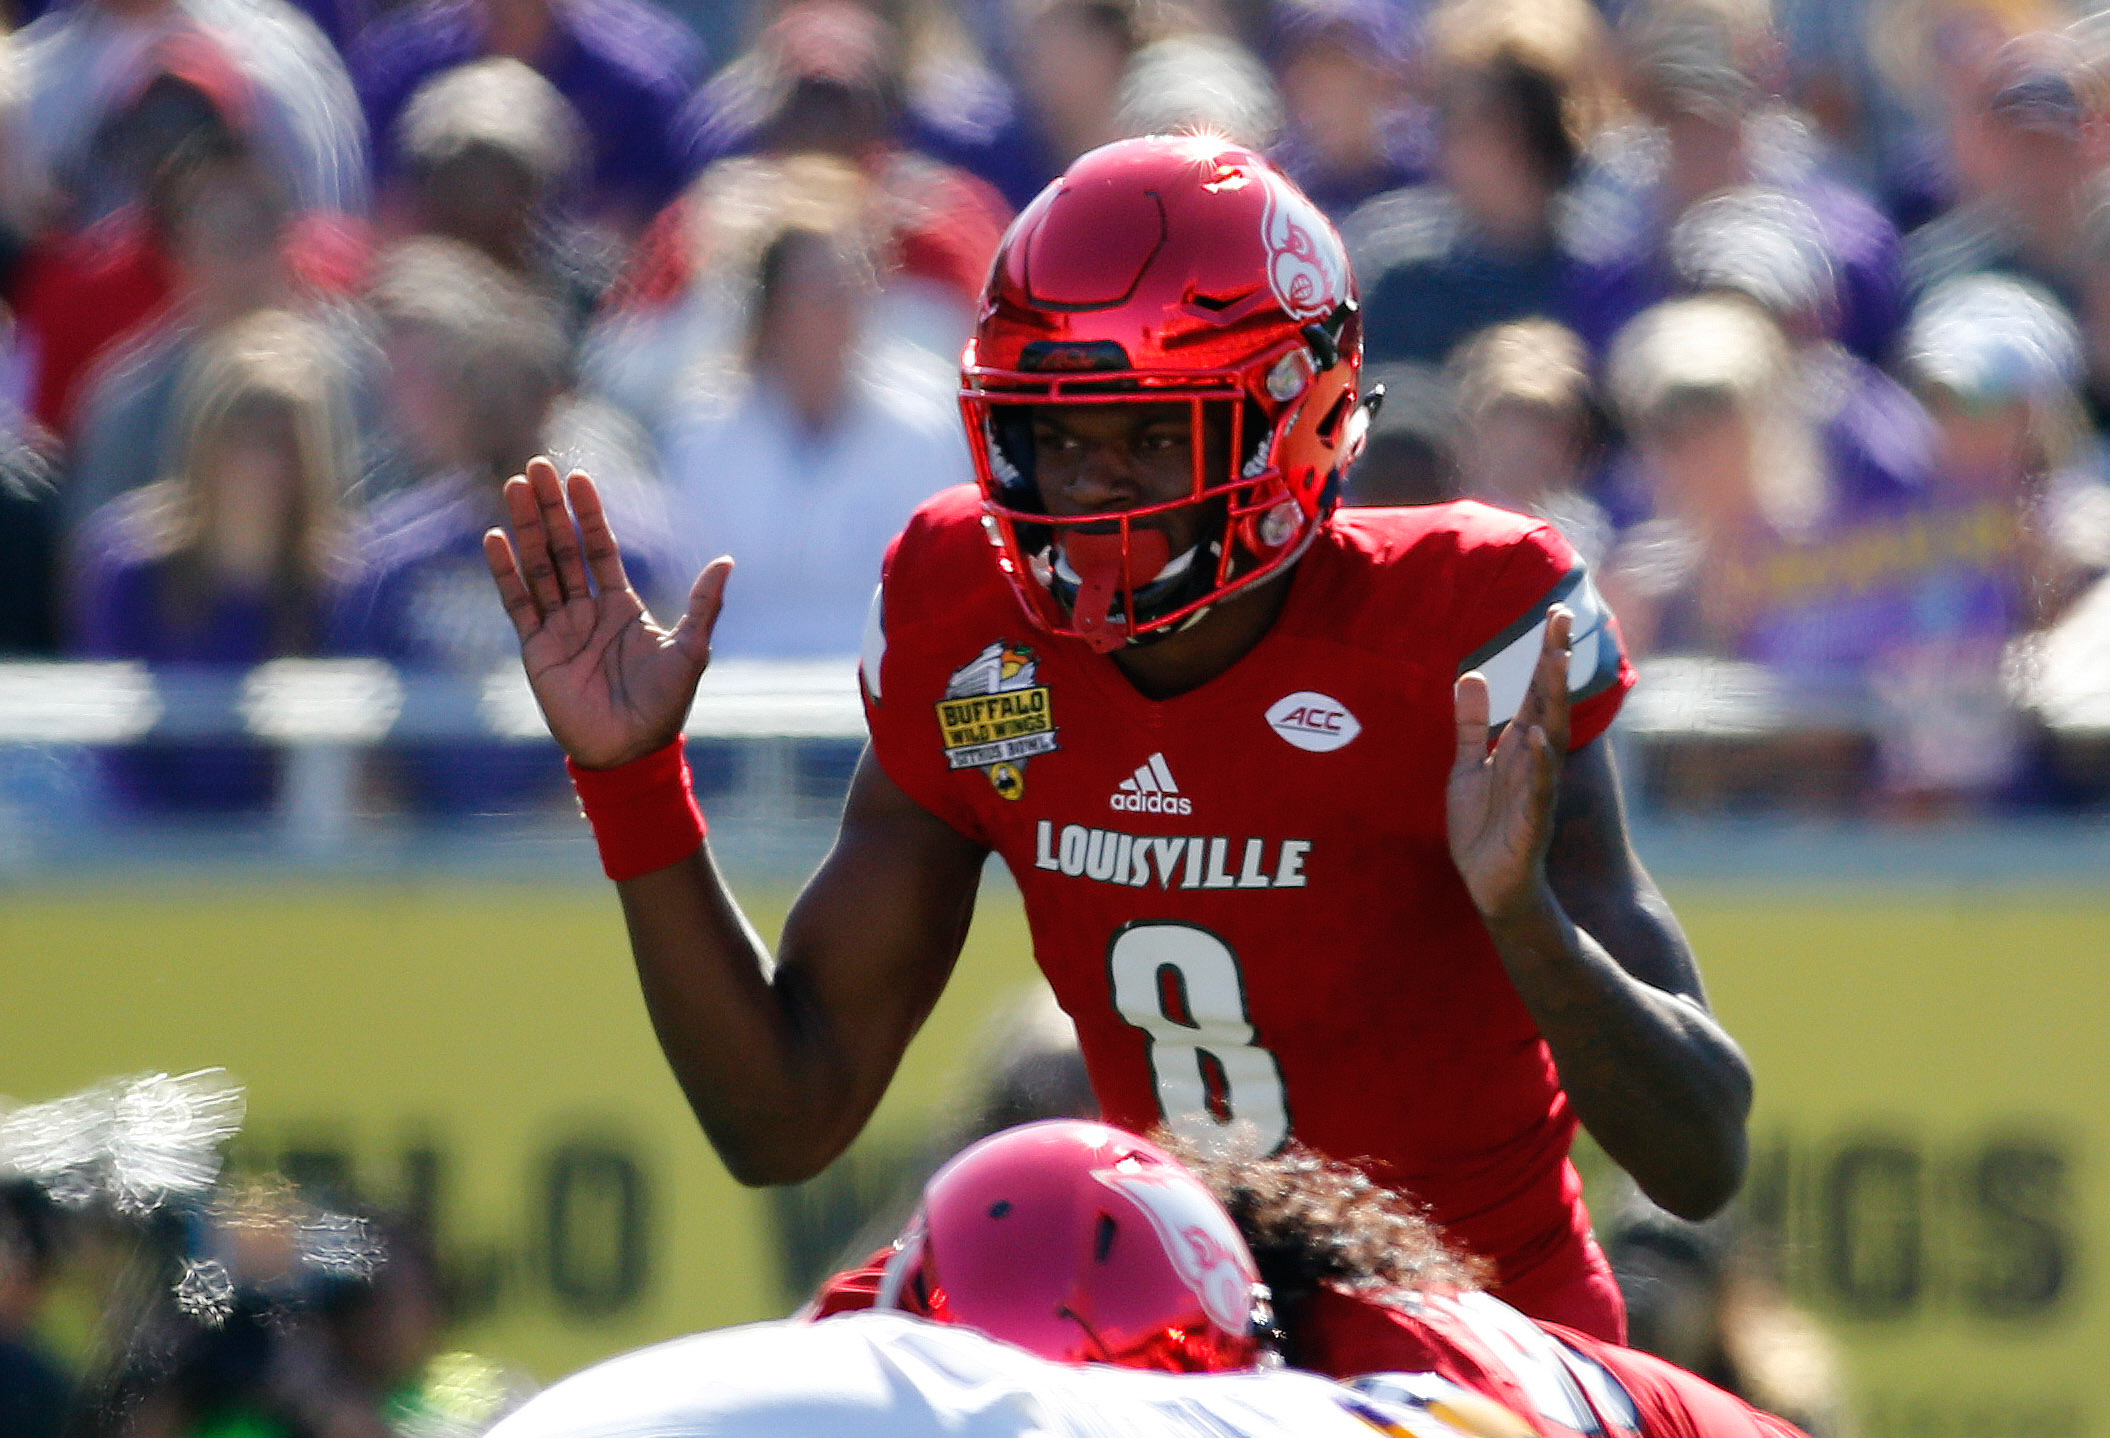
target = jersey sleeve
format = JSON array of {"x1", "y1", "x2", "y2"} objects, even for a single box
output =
[
  {"x1": 1454, "y1": 521, "x2": 1633, "y2": 752},
  {"x1": 859, "y1": 531, "x2": 992, "y2": 847}
]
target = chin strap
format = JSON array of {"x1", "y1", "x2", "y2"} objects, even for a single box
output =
[{"x1": 1059, "y1": 528, "x2": 1174, "y2": 653}]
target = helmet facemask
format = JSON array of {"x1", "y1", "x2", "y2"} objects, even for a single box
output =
[{"x1": 964, "y1": 347, "x2": 1338, "y2": 654}]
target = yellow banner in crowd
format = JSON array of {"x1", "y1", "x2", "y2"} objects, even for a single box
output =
[{"x1": 2, "y1": 881, "x2": 2102, "y2": 1433}]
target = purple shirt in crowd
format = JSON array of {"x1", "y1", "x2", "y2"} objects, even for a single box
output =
[
  {"x1": 348, "y1": 0, "x2": 705, "y2": 222},
  {"x1": 1564, "y1": 165, "x2": 1911, "y2": 368},
  {"x1": 71, "y1": 494, "x2": 328, "y2": 812},
  {"x1": 327, "y1": 462, "x2": 680, "y2": 814}
]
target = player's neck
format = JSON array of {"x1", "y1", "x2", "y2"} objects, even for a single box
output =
[{"x1": 1105, "y1": 573, "x2": 1293, "y2": 701}]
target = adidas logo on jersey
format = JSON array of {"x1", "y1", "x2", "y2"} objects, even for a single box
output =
[{"x1": 1110, "y1": 753, "x2": 1192, "y2": 815}]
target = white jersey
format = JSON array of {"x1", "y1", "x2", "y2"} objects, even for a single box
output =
[{"x1": 488, "y1": 1313, "x2": 1471, "y2": 1438}]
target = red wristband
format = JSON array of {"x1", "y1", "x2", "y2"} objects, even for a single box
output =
[{"x1": 567, "y1": 737, "x2": 707, "y2": 882}]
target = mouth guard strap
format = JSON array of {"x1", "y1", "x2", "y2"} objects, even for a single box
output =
[{"x1": 1062, "y1": 528, "x2": 1172, "y2": 654}]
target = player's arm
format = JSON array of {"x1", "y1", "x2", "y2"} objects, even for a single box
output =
[
  {"x1": 615, "y1": 753, "x2": 986, "y2": 1184},
  {"x1": 487, "y1": 458, "x2": 989, "y2": 1186},
  {"x1": 1448, "y1": 610, "x2": 1752, "y2": 1220}
]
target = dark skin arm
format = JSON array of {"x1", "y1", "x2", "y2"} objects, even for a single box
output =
[
  {"x1": 486, "y1": 457, "x2": 988, "y2": 1185},
  {"x1": 1449, "y1": 610, "x2": 1753, "y2": 1219},
  {"x1": 617, "y1": 756, "x2": 987, "y2": 1185}
]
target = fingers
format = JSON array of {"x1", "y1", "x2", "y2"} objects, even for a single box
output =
[
  {"x1": 1512, "y1": 604, "x2": 1574, "y2": 743},
  {"x1": 483, "y1": 528, "x2": 542, "y2": 641},
  {"x1": 568, "y1": 469, "x2": 631, "y2": 596},
  {"x1": 671, "y1": 556, "x2": 735, "y2": 664},
  {"x1": 1524, "y1": 722, "x2": 1559, "y2": 816},
  {"x1": 528, "y1": 456, "x2": 591, "y2": 602},
  {"x1": 503, "y1": 472, "x2": 566, "y2": 613},
  {"x1": 1452, "y1": 671, "x2": 1492, "y2": 776},
  {"x1": 1539, "y1": 606, "x2": 1574, "y2": 753}
]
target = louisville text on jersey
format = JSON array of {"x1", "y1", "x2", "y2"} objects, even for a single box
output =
[{"x1": 1035, "y1": 821, "x2": 1311, "y2": 889}]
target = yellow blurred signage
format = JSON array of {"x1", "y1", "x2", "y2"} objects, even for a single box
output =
[{"x1": 3, "y1": 882, "x2": 2101, "y2": 1432}]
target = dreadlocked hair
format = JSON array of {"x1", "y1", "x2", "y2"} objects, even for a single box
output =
[{"x1": 1157, "y1": 1133, "x2": 1492, "y2": 1361}]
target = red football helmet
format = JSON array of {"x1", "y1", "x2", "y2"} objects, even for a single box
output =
[
  {"x1": 875, "y1": 1120, "x2": 1272, "y2": 1372},
  {"x1": 961, "y1": 134, "x2": 1367, "y2": 652}
]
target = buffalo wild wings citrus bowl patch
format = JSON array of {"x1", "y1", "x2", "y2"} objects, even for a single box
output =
[{"x1": 938, "y1": 641, "x2": 1059, "y2": 798}]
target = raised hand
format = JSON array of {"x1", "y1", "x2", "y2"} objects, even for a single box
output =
[
  {"x1": 484, "y1": 456, "x2": 733, "y2": 769},
  {"x1": 1446, "y1": 606, "x2": 1573, "y2": 923}
]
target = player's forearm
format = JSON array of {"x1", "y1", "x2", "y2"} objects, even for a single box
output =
[
  {"x1": 615, "y1": 846, "x2": 869, "y2": 1186},
  {"x1": 1481, "y1": 886, "x2": 1753, "y2": 1220}
]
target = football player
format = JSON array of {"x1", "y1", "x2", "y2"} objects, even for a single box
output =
[
  {"x1": 481, "y1": 1123, "x2": 1808, "y2": 1438},
  {"x1": 834, "y1": 1121, "x2": 1812, "y2": 1438},
  {"x1": 485, "y1": 135, "x2": 1751, "y2": 1341}
]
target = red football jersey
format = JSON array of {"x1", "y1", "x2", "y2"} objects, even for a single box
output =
[
  {"x1": 861, "y1": 487, "x2": 1634, "y2": 1332},
  {"x1": 1309, "y1": 1285, "x2": 1810, "y2": 1438}
]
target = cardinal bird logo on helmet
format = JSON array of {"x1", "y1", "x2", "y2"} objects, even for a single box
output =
[{"x1": 1262, "y1": 182, "x2": 1349, "y2": 322}]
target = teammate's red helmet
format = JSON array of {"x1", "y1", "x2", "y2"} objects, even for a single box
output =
[
  {"x1": 961, "y1": 134, "x2": 1366, "y2": 652},
  {"x1": 875, "y1": 1120, "x2": 1272, "y2": 1372}
]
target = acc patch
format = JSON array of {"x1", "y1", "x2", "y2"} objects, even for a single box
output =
[
  {"x1": 939, "y1": 641, "x2": 1059, "y2": 799},
  {"x1": 1265, "y1": 690, "x2": 1361, "y2": 752}
]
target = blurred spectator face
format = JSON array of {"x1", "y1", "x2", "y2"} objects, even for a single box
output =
[
  {"x1": 397, "y1": 58, "x2": 584, "y2": 272},
  {"x1": 1278, "y1": 32, "x2": 1397, "y2": 174},
  {"x1": 1449, "y1": 320, "x2": 1595, "y2": 509},
  {"x1": 1622, "y1": 4, "x2": 1765, "y2": 208},
  {"x1": 372, "y1": 239, "x2": 566, "y2": 483},
  {"x1": 1437, "y1": 66, "x2": 1567, "y2": 245},
  {"x1": 1654, "y1": 103, "x2": 1743, "y2": 212},
  {"x1": 1906, "y1": 272, "x2": 2086, "y2": 497},
  {"x1": 1976, "y1": 70, "x2": 2095, "y2": 219},
  {"x1": 197, "y1": 399, "x2": 308, "y2": 584},
  {"x1": 1638, "y1": 394, "x2": 1756, "y2": 529},
  {"x1": 383, "y1": 322, "x2": 477, "y2": 474},
  {"x1": 758, "y1": 0, "x2": 898, "y2": 159},
  {"x1": 167, "y1": 312, "x2": 345, "y2": 599},
  {"x1": 1923, "y1": 388, "x2": 2034, "y2": 492},
  {"x1": 92, "y1": 74, "x2": 236, "y2": 213},
  {"x1": 764, "y1": 77, "x2": 893, "y2": 159},
  {"x1": 751, "y1": 228, "x2": 870, "y2": 434},
  {"x1": 417, "y1": 146, "x2": 542, "y2": 269},
  {"x1": 1016, "y1": 1, "x2": 1133, "y2": 164},
  {"x1": 1460, "y1": 400, "x2": 1588, "y2": 507},
  {"x1": 160, "y1": 146, "x2": 294, "y2": 324},
  {"x1": 1611, "y1": 296, "x2": 1817, "y2": 542}
]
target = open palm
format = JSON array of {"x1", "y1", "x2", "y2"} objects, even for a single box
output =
[
  {"x1": 485, "y1": 457, "x2": 732, "y2": 770},
  {"x1": 1447, "y1": 607, "x2": 1573, "y2": 921}
]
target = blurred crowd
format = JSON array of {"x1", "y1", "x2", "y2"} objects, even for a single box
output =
[
  {"x1": 1, "y1": 1071, "x2": 530, "y2": 1438},
  {"x1": 3, "y1": 0, "x2": 2110, "y2": 816}
]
